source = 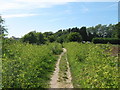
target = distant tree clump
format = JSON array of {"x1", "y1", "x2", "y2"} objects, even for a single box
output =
[
  {"x1": 7, "y1": 19, "x2": 119, "y2": 45},
  {"x1": 21, "y1": 31, "x2": 45, "y2": 44},
  {"x1": 20, "y1": 23, "x2": 119, "y2": 44},
  {"x1": 67, "y1": 32, "x2": 82, "y2": 42}
]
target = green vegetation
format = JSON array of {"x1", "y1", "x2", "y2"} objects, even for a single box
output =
[
  {"x1": 58, "y1": 52, "x2": 68, "y2": 82},
  {"x1": 2, "y1": 42, "x2": 62, "y2": 88},
  {"x1": 92, "y1": 38, "x2": 120, "y2": 44},
  {"x1": 64, "y1": 42, "x2": 119, "y2": 88},
  {"x1": 67, "y1": 32, "x2": 82, "y2": 42},
  {"x1": 19, "y1": 23, "x2": 120, "y2": 44},
  {"x1": 0, "y1": 15, "x2": 119, "y2": 88},
  {"x1": 21, "y1": 31, "x2": 45, "y2": 45},
  {"x1": 0, "y1": 16, "x2": 8, "y2": 37}
]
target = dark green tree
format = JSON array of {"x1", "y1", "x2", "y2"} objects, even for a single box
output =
[
  {"x1": 36, "y1": 32, "x2": 45, "y2": 44},
  {"x1": 0, "y1": 16, "x2": 8, "y2": 37},
  {"x1": 67, "y1": 32, "x2": 82, "y2": 42},
  {"x1": 79, "y1": 27, "x2": 88, "y2": 41},
  {"x1": 48, "y1": 35, "x2": 55, "y2": 43},
  {"x1": 43, "y1": 32, "x2": 53, "y2": 38},
  {"x1": 21, "y1": 31, "x2": 37, "y2": 44},
  {"x1": 21, "y1": 31, "x2": 45, "y2": 44},
  {"x1": 115, "y1": 22, "x2": 120, "y2": 38}
]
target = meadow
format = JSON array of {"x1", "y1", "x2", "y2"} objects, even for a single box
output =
[
  {"x1": 2, "y1": 41, "x2": 119, "y2": 88},
  {"x1": 64, "y1": 42, "x2": 119, "y2": 88},
  {"x1": 2, "y1": 41, "x2": 62, "y2": 88}
]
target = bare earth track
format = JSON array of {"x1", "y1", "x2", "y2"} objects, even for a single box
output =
[{"x1": 50, "y1": 48, "x2": 73, "y2": 88}]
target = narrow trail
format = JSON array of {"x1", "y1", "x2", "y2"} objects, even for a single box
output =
[{"x1": 50, "y1": 48, "x2": 73, "y2": 88}]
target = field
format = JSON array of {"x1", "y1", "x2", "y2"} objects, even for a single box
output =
[
  {"x1": 64, "y1": 42, "x2": 119, "y2": 88},
  {"x1": 2, "y1": 41, "x2": 119, "y2": 88},
  {"x1": 2, "y1": 42, "x2": 62, "y2": 88}
]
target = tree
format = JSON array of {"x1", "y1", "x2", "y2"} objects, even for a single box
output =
[
  {"x1": 56, "y1": 34, "x2": 68, "y2": 43},
  {"x1": 56, "y1": 37, "x2": 64, "y2": 43},
  {"x1": 48, "y1": 35, "x2": 55, "y2": 43},
  {"x1": 79, "y1": 27, "x2": 88, "y2": 41},
  {"x1": 21, "y1": 31, "x2": 45, "y2": 44},
  {"x1": 71, "y1": 27, "x2": 79, "y2": 32},
  {"x1": 115, "y1": 22, "x2": 120, "y2": 38},
  {"x1": 106, "y1": 24, "x2": 114, "y2": 38},
  {"x1": 43, "y1": 32, "x2": 53, "y2": 38},
  {"x1": 36, "y1": 32, "x2": 45, "y2": 44},
  {"x1": 0, "y1": 16, "x2": 8, "y2": 37},
  {"x1": 21, "y1": 31, "x2": 37, "y2": 44},
  {"x1": 67, "y1": 32, "x2": 82, "y2": 42}
]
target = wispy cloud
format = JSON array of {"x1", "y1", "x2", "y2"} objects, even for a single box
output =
[
  {"x1": 2, "y1": 14, "x2": 39, "y2": 18},
  {"x1": 0, "y1": 0, "x2": 117, "y2": 12},
  {"x1": 0, "y1": 0, "x2": 117, "y2": 19},
  {"x1": 0, "y1": 0, "x2": 68, "y2": 12}
]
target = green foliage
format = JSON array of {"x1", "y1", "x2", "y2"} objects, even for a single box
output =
[
  {"x1": 64, "y1": 42, "x2": 119, "y2": 88},
  {"x1": 48, "y1": 35, "x2": 55, "y2": 43},
  {"x1": 58, "y1": 53, "x2": 68, "y2": 82},
  {"x1": 0, "y1": 16, "x2": 8, "y2": 37},
  {"x1": 67, "y1": 32, "x2": 82, "y2": 42},
  {"x1": 2, "y1": 42, "x2": 62, "y2": 88},
  {"x1": 86, "y1": 24, "x2": 117, "y2": 41},
  {"x1": 92, "y1": 38, "x2": 120, "y2": 44},
  {"x1": 48, "y1": 43, "x2": 63, "y2": 55},
  {"x1": 36, "y1": 32, "x2": 45, "y2": 44},
  {"x1": 79, "y1": 27, "x2": 88, "y2": 41},
  {"x1": 21, "y1": 31, "x2": 45, "y2": 44},
  {"x1": 18, "y1": 23, "x2": 119, "y2": 44},
  {"x1": 115, "y1": 22, "x2": 120, "y2": 39}
]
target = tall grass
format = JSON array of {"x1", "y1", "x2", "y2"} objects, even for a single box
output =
[
  {"x1": 64, "y1": 42, "x2": 119, "y2": 88},
  {"x1": 2, "y1": 42, "x2": 62, "y2": 88}
]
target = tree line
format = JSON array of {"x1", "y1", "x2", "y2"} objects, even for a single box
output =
[
  {"x1": 0, "y1": 16, "x2": 120, "y2": 44},
  {"x1": 20, "y1": 23, "x2": 120, "y2": 44}
]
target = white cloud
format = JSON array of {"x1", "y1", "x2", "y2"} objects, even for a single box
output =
[
  {"x1": 0, "y1": 0, "x2": 67, "y2": 12},
  {"x1": 0, "y1": 0, "x2": 118, "y2": 12},
  {"x1": 2, "y1": 14, "x2": 39, "y2": 18},
  {"x1": 0, "y1": 0, "x2": 118, "y2": 18}
]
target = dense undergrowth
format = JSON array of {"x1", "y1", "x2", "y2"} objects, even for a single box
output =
[
  {"x1": 2, "y1": 42, "x2": 62, "y2": 88},
  {"x1": 64, "y1": 42, "x2": 119, "y2": 88}
]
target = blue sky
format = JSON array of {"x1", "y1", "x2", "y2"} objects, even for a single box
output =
[{"x1": 0, "y1": 0, "x2": 118, "y2": 38}]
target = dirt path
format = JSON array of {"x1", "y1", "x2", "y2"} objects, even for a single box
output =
[{"x1": 50, "y1": 48, "x2": 73, "y2": 88}]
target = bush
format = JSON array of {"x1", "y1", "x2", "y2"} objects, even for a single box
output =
[
  {"x1": 64, "y1": 42, "x2": 119, "y2": 88},
  {"x1": 92, "y1": 38, "x2": 120, "y2": 44},
  {"x1": 2, "y1": 42, "x2": 62, "y2": 88}
]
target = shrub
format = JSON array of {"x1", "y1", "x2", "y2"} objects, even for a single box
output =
[{"x1": 92, "y1": 38, "x2": 120, "y2": 44}]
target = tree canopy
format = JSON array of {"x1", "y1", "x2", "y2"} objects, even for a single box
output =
[
  {"x1": 0, "y1": 16, "x2": 8, "y2": 37},
  {"x1": 19, "y1": 23, "x2": 119, "y2": 44}
]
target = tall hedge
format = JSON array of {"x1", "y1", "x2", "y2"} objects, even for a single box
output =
[{"x1": 92, "y1": 38, "x2": 120, "y2": 44}]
